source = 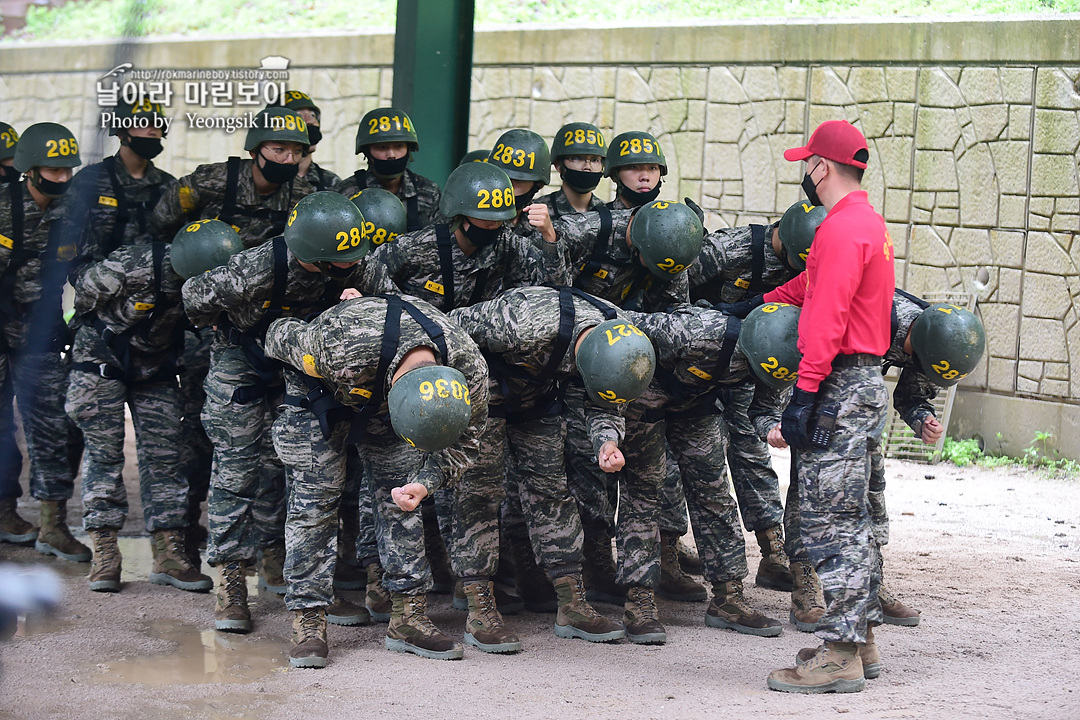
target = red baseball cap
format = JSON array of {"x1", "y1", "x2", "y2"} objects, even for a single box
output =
[{"x1": 784, "y1": 120, "x2": 869, "y2": 169}]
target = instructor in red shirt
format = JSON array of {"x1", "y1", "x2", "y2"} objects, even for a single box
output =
[{"x1": 763, "y1": 120, "x2": 894, "y2": 694}]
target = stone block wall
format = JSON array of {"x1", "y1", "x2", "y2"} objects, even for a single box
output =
[{"x1": 2, "y1": 19, "x2": 1080, "y2": 452}]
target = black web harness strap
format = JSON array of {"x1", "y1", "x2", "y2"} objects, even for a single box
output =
[
  {"x1": 433, "y1": 223, "x2": 490, "y2": 311},
  {"x1": 645, "y1": 317, "x2": 742, "y2": 424},
  {"x1": 573, "y1": 207, "x2": 613, "y2": 289},
  {"x1": 219, "y1": 156, "x2": 291, "y2": 237},
  {"x1": 885, "y1": 288, "x2": 932, "y2": 374},
  {"x1": 285, "y1": 295, "x2": 449, "y2": 443},
  {"x1": 101, "y1": 156, "x2": 161, "y2": 254},
  {"x1": 218, "y1": 236, "x2": 289, "y2": 403},
  {"x1": 747, "y1": 224, "x2": 767, "y2": 294}
]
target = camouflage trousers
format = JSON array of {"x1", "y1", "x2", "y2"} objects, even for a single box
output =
[
  {"x1": 667, "y1": 413, "x2": 748, "y2": 583},
  {"x1": 566, "y1": 391, "x2": 662, "y2": 587},
  {"x1": 202, "y1": 343, "x2": 285, "y2": 566},
  {"x1": 178, "y1": 328, "x2": 213, "y2": 529},
  {"x1": 66, "y1": 369, "x2": 186, "y2": 532},
  {"x1": 564, "y1": 385, "x2": 618, "y2": 538},
  {"x1": 442, "y1": 414, "x2": 504, "y2": 579},
  {"x1": 868, "y1": 434, "x2": 888, "y2": 545},
  {"x1": 7, "y1": 350, "x2": 81, "y2": 501},
  {"x1": 793, "y1": 365, "x2": 887, "y2": 644}
]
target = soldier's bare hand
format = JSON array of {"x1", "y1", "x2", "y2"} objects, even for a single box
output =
[
  {"x1": 526, "y1": 203, "x2": 557, "y2": 244},
  {"x1": 597, "y1": 441, "x2": 625, "y2": 473},
  {"x1": 391, "y1": 483, "x2": 428, "y2": 512},
  {"x1": 767, "y1": 423, "x2": 788, "y2": 449},
  {"x1": 340, "y1": 288, "x2": 362, "y2": 301},
  {"x1": 920, "y1": 417, "x2": 944, "y2": 445}
]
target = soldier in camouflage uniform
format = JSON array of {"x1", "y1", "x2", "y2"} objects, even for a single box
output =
[
  {"x1": 537, "y1": 122, "x2": 608, "y2": 218},
  {"x1": 624, "y1": 303, "x2": 791, "y2": 638},
  {"x1": 452, "y1": 286, "x2": 658, "y2": 645},
  {"x1": 486, "y1": 129, "x2": 558, "y2": 245},
  {"x1": 605, "y1": 130, "x2": 666, "y2": 210},
  {"x1": 182, "y1": 191, "x2": 383, "y2": 635},
  {"x1": 267, "y1": 290, "x2": 489, "y2": 666},
  {"x1": 66, "y1": 224, "x2": 234, "y2": 594},
  {"x1": 337, "y1": 107, "x2": 440, "y2": 232},
  {"x1": 684, "y1": 200, "x2": 825, "y2": 594},
  {"x1": 0, "y1": 121, "x2": 19, "y2": 185},
  {"x1": 0, "y1": 122, "x2": 89, "y2": 563},
  {"x1": 281, "y1": 91, "x2": 342, "y2": 192}
]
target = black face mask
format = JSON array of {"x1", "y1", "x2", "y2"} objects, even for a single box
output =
[
  {"x1": 0, "y1": 165, "x2": 19, "y2": 184},
  {"x1": 317, "y1": 262, "x2": 354, "y2": 278},
  {"x1": 258, "y1": 152, "x2": 300, "y2": 185},
  {"x1": 802, "y1": 170, "x2": 822, "y2": 207},
  {"x1": 462, "y1": 221, "x2": 502, "y2": 248},
  {"x1": 563, "y1": 168, "x2": 602, "y2": 194},
  {"x1": 31, "y1": 171, "x2": 71, "y2": 199},
  {"x1": 514, "y1": 186, "x2": 540, "y2": 215},
  {"x1": 126, "y1": 136, "x2": 164, "y2": 160},
  {"x1": 306, "y1": 125, "x2": 323, "y2": 147},
  {"x1": 619, "y1": 180, "x2": 662, "y2": 208},
  {"x1": 369, "y1": 154, "x2": 409, "y2": 179}
]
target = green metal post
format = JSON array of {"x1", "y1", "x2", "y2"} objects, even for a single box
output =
[{"x1": 393, "y1": 0, "x2": 474, "y2": 188}]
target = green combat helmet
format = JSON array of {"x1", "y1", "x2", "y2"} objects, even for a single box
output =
[
  {"x1": 355, "y1": 107, "x2": 419, "y2": 154},
  {"x1": 284, "y1": 191, "x2": 369, "y2": 265},
  {"x1": 777, "y1": 200, "x2": 827, "y2": 271},
  {"x1": 388, "y1": 365, "x2": 473, "y2": 451},
  {"x1": 458, "y1": 149, "x2": 490, "y2": 166},
  {"x1": 605, "y1": 130, "x2": 667, "y2": 178},
  {"x1": 244, "y1": 107, "x2": 309, "y2": 152},
  {"x1": 575, "y1": 318, "x2": 656, "y2": 409},
  {"x1": 281, "y1": 90, "x2": 320, "y2": 116},
  {"x1": 551, "y1": 122, "x2": 606, "y2": 164},
  {"x1": 14, "y1": 122, "x2": 82, "y2": 173},
  {"x1": 108, "y1": 98, "x2": 168, "y2": 136},
  {"x1": 170, "y1": 219, "x2": 245, "y2": 279},
  {"x1": 439, "y1": 162, "x2": 517, "y2": 222},
  {"x1": 738, "y1": 302, "x2": 803, "y2": 390},
  {"x1": 349, "y1": 188, "x2": 407, "y2": 248},
  {"x1": 629, "y1": 200, "x2": 703, "y2": 279},
  {"x1": 0, "y1": 122, "x2": 20, "y2": 162},
  {"x1": 487, "y1": 129, "x2": 551, "y2": 185},
  {"x1": 910, "y1": 303, "x2": 986, "y2": 387}
]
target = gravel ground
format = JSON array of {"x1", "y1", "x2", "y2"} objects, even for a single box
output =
[{"x1": 1, "y1": 449, "x2": 1078, "y2": 720}]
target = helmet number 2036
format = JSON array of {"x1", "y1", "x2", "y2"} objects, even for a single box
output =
[{"x1": 419, "y1": 379, "x2": 470, "y2": 406}]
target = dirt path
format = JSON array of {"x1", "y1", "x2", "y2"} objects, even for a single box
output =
[{"x1": 1, "y1": 452, "x2": 1078, "y2": 720}]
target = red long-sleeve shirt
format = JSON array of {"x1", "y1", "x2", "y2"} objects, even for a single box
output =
[{"x1": 763, "y1": 191, "x2": 894, "y2": 393}]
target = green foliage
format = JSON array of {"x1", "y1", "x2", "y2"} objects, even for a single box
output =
[
  {"x1": 941, "y1": 432, "x2": 1079, "y2": 477},
  {"x1": 6, "y1": 0, "x2": 1080, "y2": 42}
]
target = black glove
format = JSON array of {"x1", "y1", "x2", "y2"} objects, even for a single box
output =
[
  {"x1": 684, "y1": 197, "x2": 706, "y2": 230},
  {"x1": 781, "y1": 387, "x2": 817, "y2": 450},
  {"x1": 714, "y1": 294, "x2": 764, "y2": 319}
]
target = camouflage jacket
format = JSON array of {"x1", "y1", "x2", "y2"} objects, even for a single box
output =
[
  {"x1": 451, "y1": 286, "x2": 625, "y2": 453},
  {"x1": 337, "y1": 168, "x2": 441, "y2": 232},
  {"x1": 687, "y1": 222, "x2": 794, "y2": 304},
  {"x1": 358, "y1": 223, "x2": 566, "y2": 313},
  {"x1": 885, "y1": 290, "x2": 939, "y2": 432},
  {"x1": 555, "y1": 208, "x2": 687, "y2": 312},
  {"x1": 65, "y1": 153, "x2": 178, "y2": 284},
  {"x1": 150, "y1": 158, "x2": 314, "y2": 249},
  {"x1": 182, "y1": 236, "x2": 381, "y2": 350},
  {"x1": 71, "y1": 243, "x2": 185, "y2": 375},
  {"x1": 265, "y1": 294, "x2": 489, "y2": 493},
  {"x1": 536, "y1": 188, "x2": 607, "y2": 220},
  {"x1": 625, "y1": 305, "x2": 784, "y2": 439},
  {"x1": 303, "y1": 161, "x2": 342, "y2": 192},
  {"x1": 0, "y1": 180, "x2": 73, "y2": 351}
]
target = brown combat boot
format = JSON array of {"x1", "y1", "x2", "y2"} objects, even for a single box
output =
[
  {"x1": 658, "y1": 531, "x2": 707, "y2": 602},
  {"x1": 453, "y1": 578, "x2": 524, "y2": 614},
  {"x1": 150, "y1": 529, "x2": 213, "y2": 592},
  {"x1": 289, "y1": 608, "x2": 329, "y2": 668},
  {"x1": 214, "y1": 560, "x2": 252, "y2": 633},
  {"x1": 879, "y1": 584, "x2": 921, "y2": 626},
  {"x1": 706, "y1": 579, "x2": 783, "y2": 637},
  {"x1": 582, "y1": 530, "x2": 626, "y2": 605},
  {"x1": 622, "y1": 585, "x2": 666, "y2": 645},
  {"x1": 87, "y1": 528, "x2": 122, "y2": 592},
  {"x1": 754, "y1": 525, "x2": 793, "y2": 591},
  {"x1": 789, "y1": 560, "x2": 826, "y2": 632},
  {"x1": 257, "y1": 542, "x2": 287, "y2": 595},
  {"x1": 386, "y1": 592, "x2": 463, "y2": 660},
  {"x1": 0, "y1": 497, "x2": 37, "y2": 545},
  {"x1": 552, "y1": 574, "x2": 625, "y2": 643},
  {"x1": 327, "y1": 596, "x2": 371, "y2": 626},
  {"x1": 461, "y1": 579, "x2": 522, "y2": 654},
  {"x1": 677, "y1": 536, "x2": 702, "y2": 574},
  {"x1": 35, "y1": 499, "x2": 91, "y2": 562},
  {"x1": 768, "y1": 641, "x2": 865, "y2": 694},
  {"x1": 799, "y1": 626, "x2": 881, "y2": 679},
  {"x1": 365, "y1": 562, "x2": 392, "y2": 622}
]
